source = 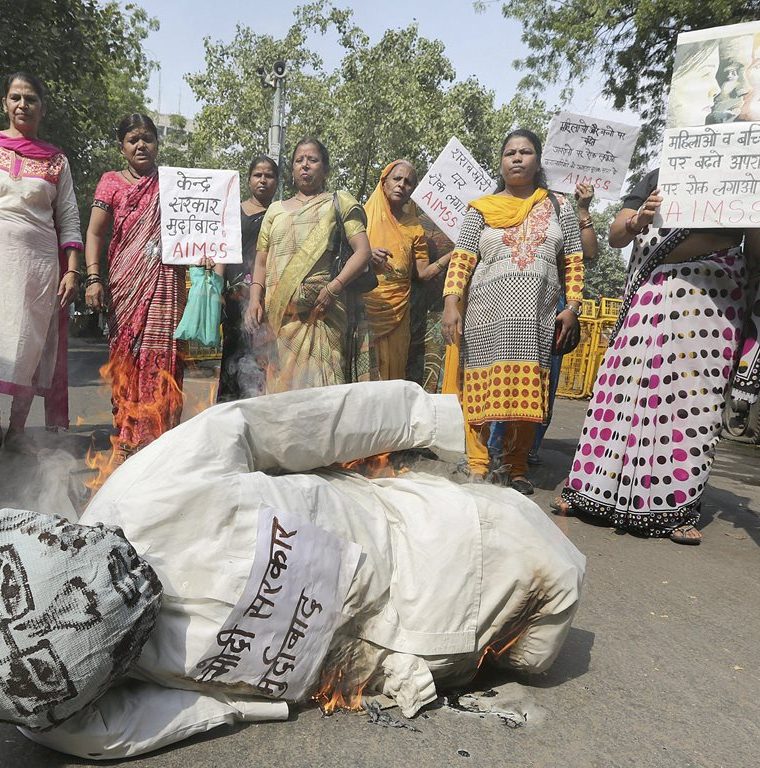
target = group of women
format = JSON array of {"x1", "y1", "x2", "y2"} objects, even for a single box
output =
[{"x1": 3, "y1": 70, "x2": 760, "y2": 545}]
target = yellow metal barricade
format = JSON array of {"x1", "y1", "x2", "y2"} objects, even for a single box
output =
[{"x1": 557, "y1": 296, "x2": 621, "y2": 399}]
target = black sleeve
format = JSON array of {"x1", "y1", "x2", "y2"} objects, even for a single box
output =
[{"x1": 621, "y1": 169, "x2": 659, "y2": 210}]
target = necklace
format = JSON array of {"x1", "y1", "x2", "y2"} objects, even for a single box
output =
[{"x1": 294, "y1": 191, "x2": 322, "y2": 204}]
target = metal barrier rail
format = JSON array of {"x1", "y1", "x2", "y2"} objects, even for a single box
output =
[{"x1": 556, "y1": 298, "x2": 620, "y2": 399}]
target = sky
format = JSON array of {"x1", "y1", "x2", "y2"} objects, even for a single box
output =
[{"x1": 131, "y1": 0, "x2": 634, "y2": 124}]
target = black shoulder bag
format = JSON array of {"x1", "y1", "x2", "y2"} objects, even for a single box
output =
[{"x1": 330, "y1": 192, "x2": 378, "y2": 294}]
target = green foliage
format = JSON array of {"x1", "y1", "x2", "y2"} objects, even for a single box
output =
[
  {"x1": 0, "y1": 0, "x2": 156, "y2": 211},
  {"x1": 186, "y1": 1, "x2": 552, "y2": 199},
  {"x1": 492, "y1": 0, "x2": 760, "y2": 172},
  {"x1": 584, "y1": 204, "x2": 628, "y2": 300}
]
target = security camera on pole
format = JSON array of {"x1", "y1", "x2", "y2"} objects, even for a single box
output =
[{"x1": 258, "y1": 60, "x2": 288, "y2": 199}]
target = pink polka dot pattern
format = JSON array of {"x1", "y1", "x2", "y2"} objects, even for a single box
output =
[{"x1": 561, "y1": 241, "x2": 748, "y2": 537}]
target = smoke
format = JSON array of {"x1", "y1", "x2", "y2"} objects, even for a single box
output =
[{"x1": 0, "y1": 443, "x2": 83, "y2": 521}]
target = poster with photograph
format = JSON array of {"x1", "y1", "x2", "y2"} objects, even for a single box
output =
[
  {"x1": 159, "y1": 166, "x2": 242, "y2": 264},
  {"x1": 543, "y1": 111, "x2": 639, "y2": 199},
  {"x1": 656, "y1": 21, "x2": 760, "y2": 228}
]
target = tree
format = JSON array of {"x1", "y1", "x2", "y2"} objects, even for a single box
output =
[
  {"x1": 186, "y1": 2, "x2": 551, "y2": 199},
  {"x1": 584, "y1": 204, "x2": 627, "y2": 300},
  {"x1": 486, "y1": 0, "x2": 760, "y2": 171},
  {"x1": 0, "y1": 0, "x2": 156, "y2": 209}
]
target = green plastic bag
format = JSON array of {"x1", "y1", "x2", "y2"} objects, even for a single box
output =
[{"x1": 173, "y1": 266, "x2": 223, "y2": 347}]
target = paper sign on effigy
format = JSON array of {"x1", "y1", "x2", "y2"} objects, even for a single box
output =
[
  {"x1": 656, "y1": 21, "x2": 760, "y2": 228},
  {"x1": 192, "y1": 505, "x2": 361, "y2": 700},
  {"x1": 543, "y1": 111, "x2": 640, "y2": 199},
  {"x1": 159, "y1": 166, "x2": 242, "y2": 264},
  {"x1": 412, "y1": 137, "x2": 496, "y2": 241}
]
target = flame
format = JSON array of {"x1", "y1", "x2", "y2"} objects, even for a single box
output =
[
  {"x1": 313, "y1": 667, "x2": 368, "y2": 715},
  {"x1": 338, "y1": 452, "x2": 394, "y2": 478},
  {"x1": 84, "y1": 355, "x2": 183, "y2": 494},
  {"x1": 476, "y1": 633, "x2": 523, "y2": 670}
]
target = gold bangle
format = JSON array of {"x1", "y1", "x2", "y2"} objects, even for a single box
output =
[{"x1": 325, "y1": 283, "x2": 340, "y2": 299}]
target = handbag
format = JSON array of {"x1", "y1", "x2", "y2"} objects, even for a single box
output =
[
  {"x1": 330, "y1": 192, "x2": 378, "y2": 294},
  {"x1": 174, "y1": 266, "x2": 224, "y2": 347}
]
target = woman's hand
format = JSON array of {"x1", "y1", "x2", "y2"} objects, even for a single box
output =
[
  {"x1": 58, "y1": 272, "x2": 80, "y2": 307},
  {"x1": 555, "y1": 308, "x2": 580, "y2": 352},
  {"x1": 85, "y1": 282, "x2": 106, "y2": 312},
  {"x1": 244, "y1": 297, "x2": 265, "y2": 333},
  {"x1": 371, "y1": 248, "x2": 391, "y2": 272},
  {"x1": 199, "y1": 255, "x2": 216, "y2": 270},
  {"x1": 634, "y1": 189, "x2": 663, "y2": 230},
  {"x1": 575, "y1": 182, "x2": 594, "y2": 213},
  {"x1": 313, "y1": 280, "x2": 342, "y2": 318},
  {"x1": 442, "y1": 300, "x2": 463, "y2": 345}
]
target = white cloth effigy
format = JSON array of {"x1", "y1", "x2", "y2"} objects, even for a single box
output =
[{"x1": 24, "y1": 381, "x2": 585, "y2": 759}]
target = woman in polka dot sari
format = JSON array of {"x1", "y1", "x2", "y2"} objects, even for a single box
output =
[
  {"x1": 442, "y1": 130, "x2": 584, "y2": 493},
  {"x1": 557, "y1": 169, "x2": 760, "y2": 543}
]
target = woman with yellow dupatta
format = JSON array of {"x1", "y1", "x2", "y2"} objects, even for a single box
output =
[
  {"x1": 441, "y1": 129, "x2": 584, "y2": 494},
  {"x1": 245, "y1": 138, "x2": 373, "y2": 392},
  {"x1": 364, "y1": 160, "x2": 439, "y2": 380}
]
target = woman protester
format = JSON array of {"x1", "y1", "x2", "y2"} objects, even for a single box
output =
[
  {"x1": 0, "y1": 72, "x2": 82, "y2": 450},
  {"x1": 244, "y1": 138, "x2": 373, "y2": 392},
  {"x1": 555, "y1": 169, "x2": 760, "y2": 544},
  {"x1": 217, "y1": 154, "x2": 278, "y2": 401},
  {"x1": 85, "y1": 114, "x2": 187, "y2": 459},
  {"x1": 406, "y1": 212, "x2": 453, "y2": 392},
  {"x1": 442, "y1": 129, "x2": 584, "y2": 495},
  {"x1": 364, "y1": 160, "x2": 441, "y2": 380}
]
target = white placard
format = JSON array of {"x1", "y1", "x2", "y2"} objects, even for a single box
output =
[
  {"x1": 192, "y1": 505, "x2": 361, "y2": 701},
  {"x1": 412, "y1": 137, "x2": 496, "y2": 242},
  {"x1": 657, "y1": 21, "x2": 760, "y2": 228},
  {"x1": 159, "y1": 166, "x2": 242, "y2": 264},
  {"x1": 543, "y1": 111, "x2": 640, "y2": 199}
]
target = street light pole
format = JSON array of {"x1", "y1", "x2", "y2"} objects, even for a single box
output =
[{"x1": 258, "y1": 61, "x2": 288, "y2": 199}]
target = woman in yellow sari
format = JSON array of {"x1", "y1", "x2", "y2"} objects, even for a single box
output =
[
  {"x1": 364, "y1": 160, "x2": 439, "y2": 380},
  {"x1": 245, "y1": 138, "x2": 373, "y2": 392}
]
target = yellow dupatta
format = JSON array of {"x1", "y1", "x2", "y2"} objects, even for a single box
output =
[
  {"x1": 468, "y1": 188, "x2": 548, "y2": 229},
  {"x1": 363, "y1": 161, "x2": 426, "y2": 338}
]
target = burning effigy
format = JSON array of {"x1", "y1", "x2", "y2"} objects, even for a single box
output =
[{"x1": 17, "y1": 380, "x2": 585, "y2": 759}]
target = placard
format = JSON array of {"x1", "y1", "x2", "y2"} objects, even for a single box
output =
[
  {"x1": 412, "y1": 137, "x2": 496, "y2": 241},
  {"x1": 192, "y1": 505, "x2": 361, "y2": 700},
  {"x1": 159, "y1": 166, "x2": 242, "y2": 264},
  {"x1": 657, "y1": 21, "x2": 760, "y2": 228},
  {"x1": 543, "y1": 111, "x2": 639, "y2": 199}
]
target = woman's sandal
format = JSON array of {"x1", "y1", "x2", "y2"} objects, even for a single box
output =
[
  {"x1": 510, "y1": 476, "x2": 534, "y2": 496},
  {"x1": 549, "y1": 497, "x2": 572, "y2": 515},
  {"x1": 669, "y1": 524, "x2": 702, "y2": 545}
]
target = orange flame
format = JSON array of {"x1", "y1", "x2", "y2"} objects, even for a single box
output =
[
  {"x1": 84, "y1": 355, "x2": 183, "y2": 494},
  {"x1": 313, "y1": 667, "x2": 368, "y2": 715},
  {"x1": 338, "y1": 452, "x2": 394, "y2": 478}
]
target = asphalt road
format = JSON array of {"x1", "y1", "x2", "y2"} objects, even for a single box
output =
[{"x1": 1, "y1": 338, "x2": 758, "y2": 768}]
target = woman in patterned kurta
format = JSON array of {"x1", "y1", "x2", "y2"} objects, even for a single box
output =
[
  {"x1": 442, "y1": 130, "x2": 584, "y2": 494},
  {"x1": 0, "y1": 73, "x2": 82, "y2": 449}
]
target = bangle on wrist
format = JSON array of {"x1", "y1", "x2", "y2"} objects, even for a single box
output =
[
  {"x1": 325, "y1": 283, "x2": 340, "y2": 299},
  {"x1": 251, "y1": 281, "x2": 265, "y2": 292},
  {"x1": 333, "y1": 275, "x2": 344, "y2": 288},
  {"x1": 63, "y1": 269, "x2": 81, "y2": 282}
]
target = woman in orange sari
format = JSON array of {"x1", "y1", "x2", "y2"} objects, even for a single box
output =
[{"x1": 364, "y1": 160, "x2": 442, "y2": 380}]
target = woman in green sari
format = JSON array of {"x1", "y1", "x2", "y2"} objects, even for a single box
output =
[{"x1": 245, "y1": 138, "x2": 373, "y2": 392}]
